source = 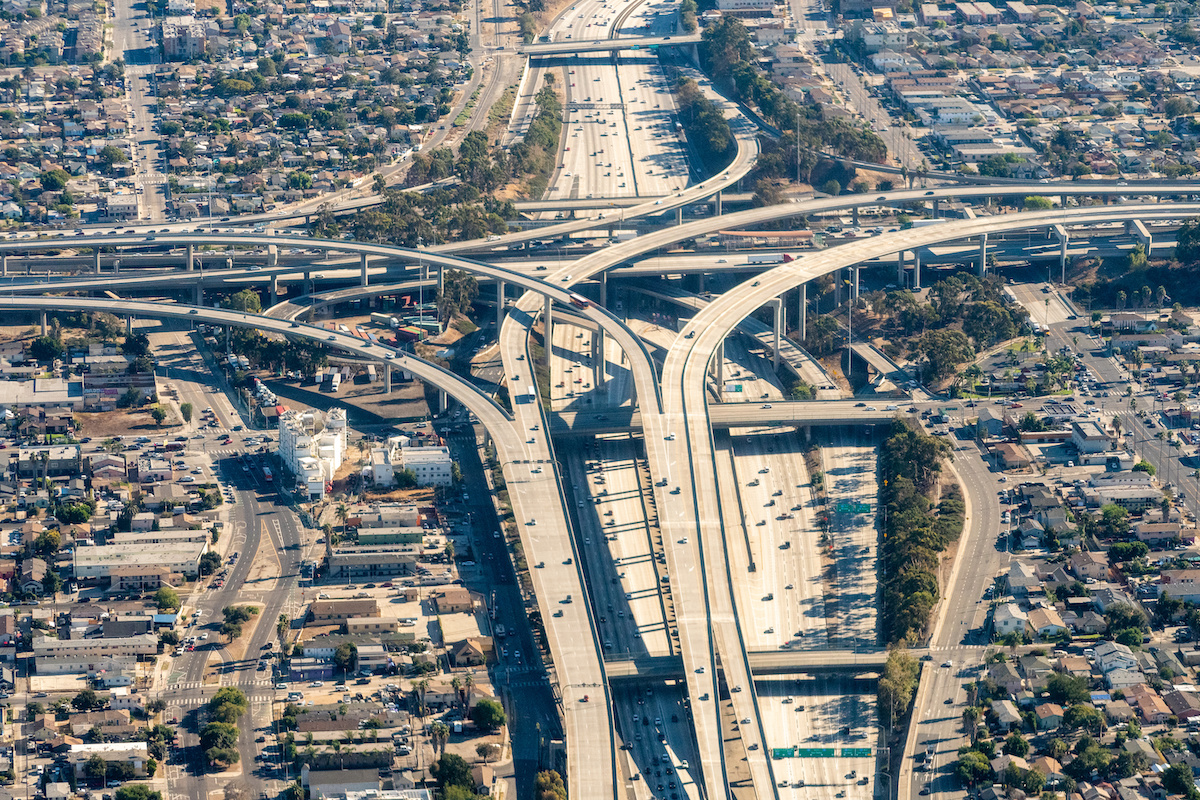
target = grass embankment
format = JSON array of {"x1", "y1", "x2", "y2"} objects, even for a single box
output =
[{"x1": 879, "y1": 419, "x2": 964, "y2": 645}]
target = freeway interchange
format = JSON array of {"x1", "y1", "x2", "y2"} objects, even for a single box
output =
[{"x1": 13, "y1": 8, "x2": 1200, "y2": 798}]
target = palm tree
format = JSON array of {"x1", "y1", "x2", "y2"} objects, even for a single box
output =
[
  {"x1": 431, "y1": 721, "x2": 450, "y2": 755},
  {"x1": 277, "y1": 613, "x2": 290, "y2": 644},
  {"x1": 451, "y1": 677, "x2": 463, "y2": 714},
  {"x1": 336, "y1": 503, "x2": 349, "y2": 543},
  {"x1": 330, "y1": 740, "x2": 342, "y2": 769},
  {"x1": 463, "y1": 672, "x2": 474, "y2": 711},
  {"x1": 413, "y1": 679, "x2": 430, "y2": 717}
]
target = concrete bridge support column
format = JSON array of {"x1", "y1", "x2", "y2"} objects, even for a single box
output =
[
  {"x1": 304, "y1": 271, "x2": 312, "y2": 296},
  {"x1": 713, "y1": 339, "x2": 725, "y2": 386},
  {"x1": 1131, "y1": 219, "x2": 1153, "y2": 256},
  {"x1": 126, "y1": 316, "x2": 133, "y2": 336},
  {"x1": 769, "y1": 298, "x2": 783, "y2": 370},
  {"x1": 897, "y1": 250, "x2": 905, "y2": 287},
  {"x1": 834, "y1": 269, "x2": 843, "y2": 307},
  {"x1": 496, "y1": 281, "x2": 505, "y2": 330},
  {"x1": 853, "y1": 267, "x2": 860, "y2": 300},
  {"x1": 804, "y1": 425, "x2": 811, "y2": 442},
  {"x1": 195, "y1": 285, "x2": 203, "y2": 307},
  {"x1": 715, "y1": 190, "x2": 723, "y2": 217},
  {"x1": 420, "y1": 262, "x2": 429, "y2": 281},
  {"x1": 544, "y1": 296, "x2": 553, "y2": 372},
  {"x1": 270, "y1": 275, "x2": 278, "y2": 308},
  {"x1": 978, "y1": 233, "x2": 988, "y2": 277},
  {"x1": 113, "y1": 259, "x2": 120, "y2": 275},
  {"x1": 1054, "y1": 224, "x2": 1069, "y2": 284},
  {"x1": 2, "y1": 255, "x2": 7, "y2": 278},
  {"x1": 913, "y1": 250, "x2": 922, "y2": 291},
  {"x1": 94, "y1": 249, "x2": 101, "y2": 274},
  {"x1": 676, "y1": 207, "x2": 683, "y2": 226},
  {"x1": 799, "y1": 283, "x2": 807, "y2": 342},
  {"x1": 439, "y1": 390, "x2": 448, "y2": 413},
  {"x1": 599, "y1": 271, "x2": 607, "y2": 308},
  {"x1": 226, "y1": 326, "x2": 231, "y2": 350},
  {"x1": 186, "y1": 243, "x2": 194, "y2": 272},
  {"x1": 40, "y1": 312, "x2": 47, "y2": 336},
  {"x1": 852, "y1": 206, "x2": 859, "y2": 226},
  {"x1": 593, "y1": 331, "x2": 605, "y2": 388},
  {"x1": 267, "y1": 245, "x2": 277, "y2": 268},
  {"x1": 437, "y1": 264, "x2": 444, "y2": 296},
  {"x1": 932, "y1": 199, "x2": 939, "y2": 218},
  {"x1": 360, "y1": 253, "x2": 369, "y2": 287},
  {"x1": 383, "y1": 363, "x2": 391, "y2": 394},
  {"x1": 697, "y1": 272, "x2": 705, "y2": 294}
]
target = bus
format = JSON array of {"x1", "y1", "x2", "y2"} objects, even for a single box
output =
[
  {"x1": 568, "y1": 292, "x2": 591, "y2": 308},
  {"x1": 526, "y1": 385, "x2": 537, "y2": 404}
]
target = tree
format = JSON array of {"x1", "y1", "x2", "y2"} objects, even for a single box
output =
[
  {"x1": 1100, "y1": 504, "x2": 1130, "y2": 537},
  {"x1": 470, "y1": 698, "x2": 506, "y2": 732},
  {"x1": 28, "y1": 335, "x2": 65, "y2": 361},
  {"x1": 1105, "y1": 603, "x2": 1148, "y2": 633},
  {"x1": 34, "y1": 529, "x2": 61, "y2": 557},
  {"x1": 73, "y1": 689, "x2": 105, "y2": 711},
  {"x1": 1004, "y1": 732, "x2": 1030, "y2": 757},
  {"x1": 98, "y1": 145, "x2": 129, "y2": 172},
  {"x1": 199, "y1": 551, "x2": 221, "y2": 575},
  {"x1": 84, "y1": 754, "x2": 108, "y2": 784},
  {"x1": 915, "y1": 329, "x2": 974, "y2": 382},
  {"x1": 200, "y1": 722, "x2": 239, "y2": 751},
  {"x1": 1132, "y1": 459, "x2": 1156, "y2": 476},
  {"x1": 154, "y1": 587, "x2": 180, "y2": 611},
  {"x1": 1024, "y1": 195, "x2": 1053, "y2": 210},
  {"x1": 115, "y1": 783, "x2": 161, "y2": 800},
  {"x1": 956, "y1": 750, "x2": 993, "y2": 787},
  {"x1": 207, "y1": 687, "x2": 249, "y2": 723},
  {"x1": 226, "y1": 288, "x2": 262, "y2": 314},
  {"x1": 1047, "y1": 673, "x2": 1089, "y2": 706},
  {"x1": 878, "y1": 649, "x2": 919, "y2": 729},
  {"x1": 1063, "y1": 704, "x2": 1105, "y2": 735},
  {"x1": 432, "y1": 753, "x2": 473, "y2": 789},
  {"x1": 1164, "y1": 762, "x2": 1195, "y2": 795},
  {"x1": 476, "y1": 742, "x2": 500, "y2": 763},
  {"x1": 180, "y1": 403, "x2": 193, "y2": 423},
  {"x1": 535, "y1": 770, "x2": 567, "y2": 800},
  {"x1": 150, "y1": 406, "x2": 167, "y2": 426},
  {"x1": 333, "y1": 642, "x2": 358, "y2": 676}
]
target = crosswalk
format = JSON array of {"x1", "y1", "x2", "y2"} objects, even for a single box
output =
[
  {"x1": 166, "y1": 678, "x2": 276, "y2": 692},
  {"x1": 165, "y1": 692, "x2": 275, "y2": 708}
]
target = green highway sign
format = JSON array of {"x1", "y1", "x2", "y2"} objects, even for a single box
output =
[
  {"x1": 841, "y1": 748, "x2": 872, "y2": 758},
  {"x1": 796, "y1": 748, "x2": 837, "y2": 758},
  {"x1": 772, "y1": 748, "x2": 794, "y2": 760}
]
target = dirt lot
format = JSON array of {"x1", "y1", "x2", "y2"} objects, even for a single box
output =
[{"x1": 76, "y1": 408, "x2": 182, "y2": 439}]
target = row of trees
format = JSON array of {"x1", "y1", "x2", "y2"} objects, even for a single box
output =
[
  {"x1": 879, "y1": 419, "x2": 958, "y2": 644},
  {"x1": 676, "y1": 78, "x2": 734, "y2": 173}
]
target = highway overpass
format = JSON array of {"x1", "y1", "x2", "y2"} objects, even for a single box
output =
[
  {"x1": 519, "y1": 34, "x2": 701, "y2": 54},
  {"x1": 552, "y1": 401, "x2": 905, "y2": 433},
  {"x1": 604, "y1": 648, "x2": 910, "y2": 682}
]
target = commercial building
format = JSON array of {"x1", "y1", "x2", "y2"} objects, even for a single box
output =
[
  {"x1": 1072, "y1": 419, "x2": 1114, "y2": 454},
  {"x1": 73, "y1": 542, "x2": 206, "y2": 581},
  {"x1": 67, "y1": 743, "x2": 149, "y2": 778},
  {"x1": 309, "y1": 599, "x2": 380, "y2": 622},
  {"x1": 162, "y1": 16, "x2": 207, "y2": 59},
  {"x1": 399, "y1": 446, "x2": 453, "y2": 487},
  {"x1": 327, "y1": 547, "x2": 418, "y2": 581},
  {"x1": 0, "y1": 378, "x2": 84, "y2": 412},
  {"x1": 279, "y1": 408, "x2": 347, "y2": 499},
  {"x1": 17, "y1": 445, "x2": 82, "y2": 478}
]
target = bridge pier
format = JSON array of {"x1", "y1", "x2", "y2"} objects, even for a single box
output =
[
  {"x1": 676, "y1": 207, "x2": 683, "y2": 226},
  {"x1": 94, "y1": 249, "x2": 101, "y2": 275},
  {"x1": 383, "y1": 363, "x2": 391, "y2": 394},
  {"x1": 978, "y1": 233, "x2": 988, "y2": 277},
  {"x1": 186, "y1": 243, "x2": 194, "y2": 272},
  {"x1": 113, "y1": 258, "x2": 120, "y2": 275},
  {"x1": 932, "y1": 199, "x2": 939, "y2": 218},
  {"x1": 1054, "y1": 224, "x2": 1069, "y2": 284},
  {"x1": 599, "y1": 270, "x2": 607, "y2": 307},
  {"x1": 126, "y1": 316, "x2": 133, "y2": 336},
  {"x1": 304, "y1": 271, "x2": 312, "y2": 296},
  {"x1": 798, "y1": 283, "x2": 807, "y2": 341},
  {"x1": 1130, "y1": 219, "x2": 1153, "y2": 255},
  {"x1": 896, "y1": 250, "x2": 905, "y2": 287},
  {"x1": 713, "y1": 339, "x2": 724, "y2": 386},
  {"x1": 593, "y1": 330, "x2": 605, "y2": 388},
  {"x1": 853, "y1": 267, "x2": 860, "y2": 299},
  {"x1": 496, "y1": 280, "x2": 505, "y2": 330},
  {"x1": 769, "y1": 298, "x2": 785, "y2": 369},
  {"x1": 1, "y1": 255, "x2": 6, "y2": 278},
  {"x1": 270, "y1": 275, "x2": 278, "y2": 308},
  {"x1": 40, "y1": 312, "x2": 47, "y2": 336},
  {"x1": 360, "y1": 253, "x2": 369, "y2": 287},
  {"x1": 852, "y1": 206, "x2": 859, "y2": 226},
  {"x1": 226, "y1": 326, "x2": 231, "y2": 349},
  {"x1": 439, "y1": 390, "x2": 448, "y2": 413},
  {"x1": 437, "y1": 264, "x2": 444, "y2": 296},
  {"x1": 913, "y1": 249, "x2": 922, "y2": 290},
  {"x1": 715, "y1": 190, "x2": 722, "y2": 217},
  {"x1": 544, "y1": 296, "x2": 553, "y2": 372},
  {"x1": 195, "y1": 284, "x2": 203, "y2": 307}
]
